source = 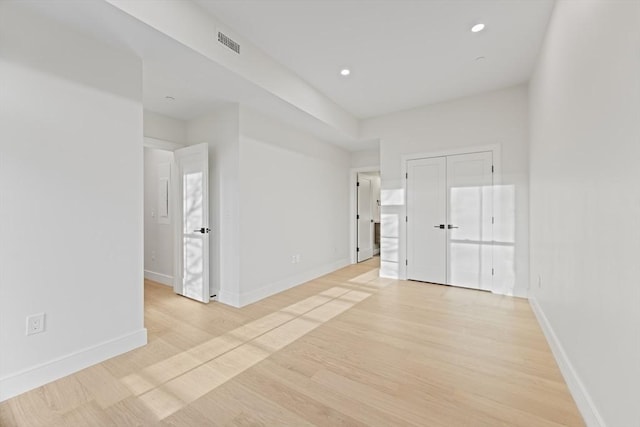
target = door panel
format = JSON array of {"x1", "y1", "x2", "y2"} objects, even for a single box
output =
[
  {"x1": 357, "y1": 176, "x2": 374, "y2": 262},
  {"x1": 406, "y1": 157, "x2": 447, "y2": 284},
  {"x1": 174, "y1": 143, "x2": 210, "y2": 303},
  {"x1": 446, "y1": 152, "x2": 493, "y2": 290}
]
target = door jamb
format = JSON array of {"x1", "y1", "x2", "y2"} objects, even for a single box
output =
[
  {"x1": 401, "y1": 144, "x2": 502, "y2": 281},
  {"x1": 349, "y1": 166, "x2": 380, "y2": 264},
  {"x1": 143, "y1": 137, "x2": 192, "y2": 293}
]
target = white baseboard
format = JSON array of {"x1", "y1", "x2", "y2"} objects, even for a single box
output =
[
  {"x1": 144, "y1": 270, "x2": 173, "y2": 287},
  {"x1": 0, "y1": 328, "x2": 147, "y2": 402},
  {"x1": 217, "y1": 289, "x2": 241, "y2": 307},
  {"x1": 529, "y1": 297, "x2": 605, "y2": 427},
  {"x1": 219, "y1": 258, "x2": 350, "y2": 308}
]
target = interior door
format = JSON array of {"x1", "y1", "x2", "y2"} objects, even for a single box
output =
[
  {"x1": 357, "y1": 176, "x2": 374, "y2": 262},
  {"x1": 406, "y1": 157, "x2": 447, "y2": 283},
  {"x1": 447, "y1": 152, "x2": 493, "y2": 290},
  {"x1": 174, "y1": 143, "x2": 210, "y2": 303}
]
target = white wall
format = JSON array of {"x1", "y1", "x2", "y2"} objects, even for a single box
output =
[
  {"x1": 144, "y1": 110, "x2": 187, "y2": 144},
  {"x1": 350, "y1": 148, "x2": 380, "y2": 168},
  {"x1": 144, "y1": 148, "x2": 175, "y2": 285},
  {"x1": 237, "y1": 107, "x2": 351, "y2": 306},
  {"x1": 187, "y1": 105, "x2": 240, "y2": 301},
  {"x1": 0, "y1": 4, "x2": 146, "y2": 400},
  {"x1": 187, "y1": 105, "x2": 350, "y2": 307},
  {"x1": 529, "y1": 1, "x2": 640, "y2": 425},
  {"x1": 362, "y1": 85, "x2": 530, "y2": 296}
]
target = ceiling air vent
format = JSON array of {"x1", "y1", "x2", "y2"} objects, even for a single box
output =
[{"x1": 217, "y1": 31, "x2": 240, "y2": 54}]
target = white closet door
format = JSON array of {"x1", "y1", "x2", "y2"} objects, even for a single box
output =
[
  {"x1": 406, "y1": 157, "x2": 447, "y2": 284},
  {"x1": 357, "y1": 176, "x2": 374, "y2": 262},
  {"x1": 446, "y1": 152, "x2": 493, "y2": 290}
]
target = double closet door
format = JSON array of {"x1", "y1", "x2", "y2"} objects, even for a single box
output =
[{"x1": 406, "y1": 151, "x2": 493, "y2": 291}]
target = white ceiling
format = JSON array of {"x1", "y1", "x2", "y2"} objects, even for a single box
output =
[
  {"x1": 22, "y1": 0, "x2": 365, "y2": 146},
  {"x1": 195, "y1": 0, "x2": 556, "y2": 118},
  {"x1": 26, "y1": 0, "x2": 555, "y2": 150}
]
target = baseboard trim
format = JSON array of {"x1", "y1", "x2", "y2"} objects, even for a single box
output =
[
  {"x1": 0, "y1": 328, "x2": 147, "y2": 402},
  {"x1": 219, "y1": 258, "x2": 350, "y2": 308},
  {"x1": 144, "y1": 270, "x2": 173, "y2": 287},
  {"x1": 217, "y1": 289, "x2": 241, "y2": 307},
  {"x1": 529, "y1": 297, "x2": 605, "y2": 427}
]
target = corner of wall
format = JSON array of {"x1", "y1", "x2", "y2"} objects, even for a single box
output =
[{"x1": 529, "y1": 297, "x2": 605, "y2": 427}]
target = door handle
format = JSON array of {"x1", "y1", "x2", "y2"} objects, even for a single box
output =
[
  {"x1": 193, "y1": 227, "x2": 211, "y2": 234},
  {"x1": 433, "y1": 224, "x2": 445, "y2": 229},
  {"x1": 447, "y1": 225, "x2": 459, "y2": 229}
]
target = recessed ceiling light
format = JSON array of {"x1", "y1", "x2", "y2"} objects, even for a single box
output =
[
  {"x1": 340, "y1": 68, "x2": 351, "y2": 76},
  {"x1": 165, "y1": 96, "x2": 175, "y2": 101},
  {"x1": 471, "y1": 23, "x2": 485, "y2": 33}
]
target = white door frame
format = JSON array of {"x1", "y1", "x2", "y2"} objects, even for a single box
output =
[
  {"x1": 144, "y1": 136, "x2": 185, "y2": 151},
  {"x1": 142, "y1": 138, "x2": 186, "y2": 287},
  {"x1": 357, "y1": 175, "x2": 374, "y2": 262},
  {"x1": 401, "y1": 144, "x2": 502, "y2": 282},
  {"x1": 349, "y1": 166, "x2": 380, "y2": 264}
]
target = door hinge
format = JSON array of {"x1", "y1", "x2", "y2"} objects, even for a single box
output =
[
  {"x1": 492, "y1": 216, "x2": 495, "y2": 224},
  {"x1": 406, "y1": 259, "x2": 408, "y2": 266},
  {"x1": 357, "y1": 214, "x2": 360, "y2": 220},
  {"x1": 491, "y1": 165, "x2": 494, "y2": 173},
  {"x1": 357, "y1": 247, "x2": 360, "y2": 252},
  {"x1": 357, "y1": 181, "x2": 360, "y2": 187},
  {"x1": 492, "y1": 268, "x2": 495, "y2": 276},
  {"x1": 406, "y1": 172, "x2": 408, "y2": 179},
  {"x1": 405, "y1": 216, "x2": 408, "y2": 222}
]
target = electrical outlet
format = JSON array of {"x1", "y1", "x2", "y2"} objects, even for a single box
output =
[{"x1": 26, "y1": 313, "x2": 46, "y2": 336}]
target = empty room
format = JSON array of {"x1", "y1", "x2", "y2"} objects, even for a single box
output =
[{"x1": 0, "y1": 0, "x2": 638, "y2": 426}]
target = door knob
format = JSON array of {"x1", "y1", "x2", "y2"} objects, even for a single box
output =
[
  {"x1": 433, "y1": 224, "x2": 445, "y2": 229},
  {"x1": 447, "y1": 225, "x2": 459, "y2": 229},
  {"x1": 193, "y1": 227, "x2": 211, "y2": 234}
]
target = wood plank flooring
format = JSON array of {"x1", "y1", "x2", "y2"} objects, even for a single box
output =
[{"x1": 0, "y1": 258, "x2": 584, "y2": 426}]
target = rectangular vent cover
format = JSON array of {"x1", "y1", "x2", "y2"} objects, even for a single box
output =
[{"x1": 218, "y1": 31, "x2": 240, "y2": 54}]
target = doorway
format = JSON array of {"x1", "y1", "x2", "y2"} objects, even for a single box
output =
[
  {"x1": 406, "y1": 151, "x2": 494, "y2": 291},
  {"x1": 143, "y1": 140, "x2": 212, "y2": 303},
  {"x1": 143, "y1": 146, "x2": 176, "y2": 287},
  {"x1": 356, "y1": 171, "x2": 381, "y2": 263}
]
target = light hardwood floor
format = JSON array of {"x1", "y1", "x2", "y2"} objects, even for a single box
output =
[{"x1": 0, "y1": 258, "x2": 584, "y2": 426}]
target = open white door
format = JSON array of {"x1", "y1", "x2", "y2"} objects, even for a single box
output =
[
  {"x1": 357, "y1": 176, "x2": 374, "y2": 262},
  {"x1": 174, "y1": 143, "x2": 210, "y2": 303}
]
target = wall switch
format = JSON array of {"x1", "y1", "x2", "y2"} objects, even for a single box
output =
[{"x1": 26, "y1": 313, "x2": 46, "y2": 336}]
